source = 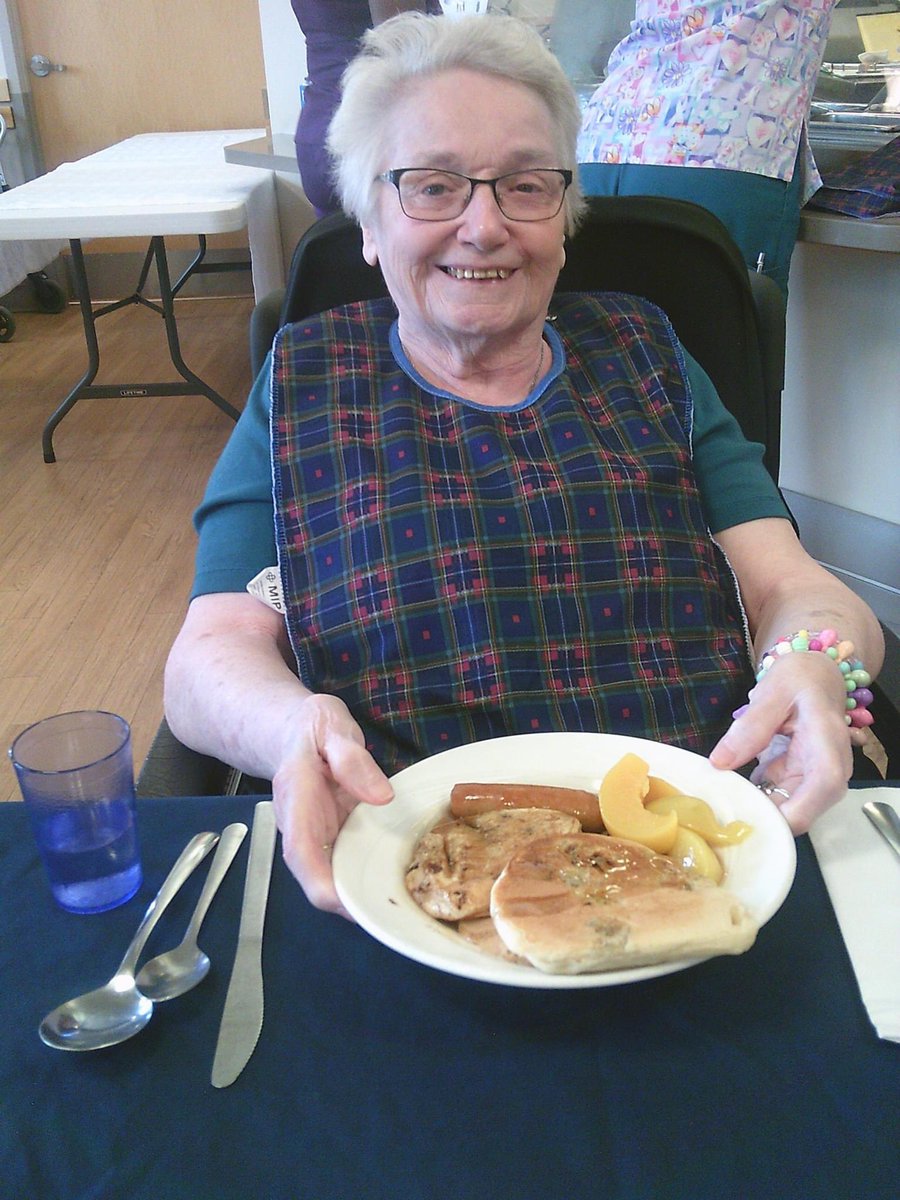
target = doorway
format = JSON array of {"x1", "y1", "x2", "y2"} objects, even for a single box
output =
[{"x1": 9, "y1": 0, "x2": 266, "y2": 171}]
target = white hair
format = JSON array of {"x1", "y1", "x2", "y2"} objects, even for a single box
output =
[{"x1": 326, "y1": 12, "x2": 586, "y2": 233}]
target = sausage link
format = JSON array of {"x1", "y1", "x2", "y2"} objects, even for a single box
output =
[{"x1": 450, "y1": 783, "x2": 604, "y2": 832}]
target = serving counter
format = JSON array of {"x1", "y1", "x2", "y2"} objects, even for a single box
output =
[{"x1": 798, "y1": 207, "x2": 900, "y2": 251}]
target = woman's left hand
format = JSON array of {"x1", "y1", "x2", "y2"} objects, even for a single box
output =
[
  {"x1": 710, "y1": 517, "x2": 884, "y2": 832},
  {"x1": 709, "y1": 651, "x2": 856, "y2": 832}
]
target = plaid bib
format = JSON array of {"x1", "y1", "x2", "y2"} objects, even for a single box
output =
[{"x1": 272, "y1": 294, "x2": 751, "y2": 774}]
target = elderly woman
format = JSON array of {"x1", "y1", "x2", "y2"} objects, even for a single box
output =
[{"x1": 165, "y1": 12, "x2": 883, "y2": 915}]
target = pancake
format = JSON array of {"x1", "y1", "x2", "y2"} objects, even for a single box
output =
[
  {"x1": 405, "y1": 808, "x2": 582, "y2": 921},
  {"x1": 490, "y1": 833, "x2": 758, "y2": 974}
]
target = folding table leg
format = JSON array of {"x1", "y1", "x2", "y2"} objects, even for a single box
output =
[
  {"x1": 41, "y1": 239, "x2": 99, "y2": 463},
  {"x1": 151, "y1": 238, "x2": 242, "y2": 422},
  {"x1": 40, "y1": 237, "x2": 241, "y2": 463}
]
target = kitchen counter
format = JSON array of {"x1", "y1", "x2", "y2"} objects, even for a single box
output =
[
  {"x1": 799, "y1": 207, "x2": 900, "y2": 251},
  {"x1": 224, "y1": 132, "x2": 298, "y2": 175},
  {"x1": 804, "y1": 118, "x2": 899, "y2": 251}
]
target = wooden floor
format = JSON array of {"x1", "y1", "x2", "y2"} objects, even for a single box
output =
[{"x1": 1, "y1": 295, "x2": 254, "y2": 801}]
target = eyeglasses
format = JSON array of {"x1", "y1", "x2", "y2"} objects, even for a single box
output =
[{"x1": 377, "y1": 167, "x2": 572, "y2": 222}]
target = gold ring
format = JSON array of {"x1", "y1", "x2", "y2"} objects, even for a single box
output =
[{"x1": 321, "y1": 842, "x2": 333, "y2": 853}]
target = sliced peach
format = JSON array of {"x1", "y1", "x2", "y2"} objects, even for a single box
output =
[
  {"x1": 646, "y1": 794, "x2": 753, "y2": 846},
  {"x1": 598, "y1": 753, "x2": 678, "y2": 854},
  {"x1": 667, "y1": 827, "x2": 724, "y2": 884},
  {"x1": 644, "y1": 775, "x2": 685, "y2": 802}
]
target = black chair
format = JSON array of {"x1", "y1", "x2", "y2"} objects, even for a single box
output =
[
  {"x1": 138, "y1": 198, "x2": 898, "y2": 796},
  {"x1": 137, "y1": 720, "x2": 247, "y2": 799}
]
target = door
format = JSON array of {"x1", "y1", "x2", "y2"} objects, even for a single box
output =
[{"x1": 13, "y1": 0, "x2": 267, "y2": 171}]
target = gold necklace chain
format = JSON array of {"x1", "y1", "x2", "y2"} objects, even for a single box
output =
[{"x1": 526, "y1": 339, "x2": 546, "y2": 397}]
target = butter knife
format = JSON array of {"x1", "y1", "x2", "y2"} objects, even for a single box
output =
[
  {"x1": 211, "y1": 800, "x2": 277, "y2": 1088},
  {"x1": 863, "y1": 800, "x2": 900, "y2": 862}
]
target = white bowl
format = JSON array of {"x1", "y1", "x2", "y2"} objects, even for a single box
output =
[{"x1": 333, "y1": 732, "x2": 797, "y2": 989}]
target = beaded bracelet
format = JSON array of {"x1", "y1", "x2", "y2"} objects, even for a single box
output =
[{"x1": 755, "y1": 629, "x2": 875, "y2": 729}]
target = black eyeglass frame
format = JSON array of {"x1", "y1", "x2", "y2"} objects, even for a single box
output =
[{"x1": 377, "y1": 167, "x2": 573, "y2": 222}]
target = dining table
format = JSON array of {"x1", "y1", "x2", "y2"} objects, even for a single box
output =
[{"x1": 0, "y1": 791, "x2": 896, "y2": 1200}]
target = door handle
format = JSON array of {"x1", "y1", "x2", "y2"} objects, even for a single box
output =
[{"x1": 29, "y1": 55, "x2": 67, "y2": 78}]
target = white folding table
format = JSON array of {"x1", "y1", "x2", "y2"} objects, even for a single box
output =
[{"x1": 0, "y1": 130, "x2": 283, "y2": 460}]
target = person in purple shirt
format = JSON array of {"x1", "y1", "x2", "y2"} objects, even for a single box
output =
[{"x1": 292, "y1": 1, "x2": 441, "y2": 215}]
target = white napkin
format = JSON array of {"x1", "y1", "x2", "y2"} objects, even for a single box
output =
[{"x1": 809, "y1": 787, "x2": 900, "y2": 1043}]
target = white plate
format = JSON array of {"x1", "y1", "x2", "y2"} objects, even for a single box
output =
[{"x1": 333, "y1": 732, "x2": 797, "y2": 988}]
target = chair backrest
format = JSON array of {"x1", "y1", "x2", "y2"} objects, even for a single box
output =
[{"x1": 274, "y1": 195, "x2": 786, "y2": 480}]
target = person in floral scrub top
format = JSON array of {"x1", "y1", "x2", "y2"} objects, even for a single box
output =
[{"x1": 578, "y1": 1, "x2": 838, "y2": 292}]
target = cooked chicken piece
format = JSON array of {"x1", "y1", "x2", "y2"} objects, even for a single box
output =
[{"x1": 406, "y1": 808, "x2": 582, "y2": 921}]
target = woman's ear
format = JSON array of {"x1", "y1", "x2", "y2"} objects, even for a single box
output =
[{"x1": 361, "y1": 225, "x2": 379, "y2": 267}]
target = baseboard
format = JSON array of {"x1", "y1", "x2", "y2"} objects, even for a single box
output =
[
  {"x1": 2, "y1": 247, "x2": 256, "y2": 308},
  {"x1": 71, "y1": 247, "x2": 254, "y2": 302},
  {"x1": 783, "y1": 489, "x2": 900, "y2": 637},
  {"x1": 1, "y1": 258, "x2": 69, "y2": 310}
]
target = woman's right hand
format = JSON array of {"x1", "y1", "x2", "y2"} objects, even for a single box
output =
[
  {"x1": 165, "y1": 593, "x2": 394, "y2": 916},
  {"x1": 271, "y1": 693, "x2": 394, "y2": 916}
]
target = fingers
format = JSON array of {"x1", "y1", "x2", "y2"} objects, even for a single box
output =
[
  {"x1": 282, "y1": 811, "x2": 352, "y2": 919},
  {"x1": 710, "y1": 700, "x2": 787, "y2": 772},
  {"x1": 272, "y1": 701, "x2": 394, "y2": 915},
  {"x1": 710, "y1": 658, "x2": 854, "y2": 834},
  {"x1": 272, "y1": 760, "x2": 348, "y2": 915},
  {"x1": 294, "y1": 692, "x2": 394, "y2": 805},
  {"x1": 750, "y1": 744, "x2": 851, "y2": 834},
  {"x1": 714, "y1": 726, "x2": 851, "y2": 835},
  {"x1": 321, "y1": 728, "x2": 394, "y2": 807}
]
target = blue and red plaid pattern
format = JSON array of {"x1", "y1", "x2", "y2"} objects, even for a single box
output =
[
  {"x1": 807, "y1": 134, "x2": 899, "y2": 219},
  {"x1": 272, "y1": 294, "x2": 752, "y2": 774}
]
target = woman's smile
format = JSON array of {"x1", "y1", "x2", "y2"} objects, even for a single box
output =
[{"x1": 439, "y1": 265, "x2": 514, "y2": 280}]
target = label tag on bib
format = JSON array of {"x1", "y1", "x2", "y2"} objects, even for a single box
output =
[{"x1": 247, "y1": 566, "x2": 285, "y2": 614}]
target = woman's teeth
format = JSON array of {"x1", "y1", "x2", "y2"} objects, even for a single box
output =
[{"x1": 442, "y1": 266, "x2": 511, "y2": 280}]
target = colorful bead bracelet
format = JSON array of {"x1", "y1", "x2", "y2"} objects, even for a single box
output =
[{"x1": 755, "y1": 629, "x2": 875, "y2": 729}]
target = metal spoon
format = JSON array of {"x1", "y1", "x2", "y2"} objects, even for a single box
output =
[
  {"x1": 135, "y1": 821, "x2": 247, "y2": 1001},
  {"x1": 39, "y1": 831, "x2": 218, "y2": 1051}
]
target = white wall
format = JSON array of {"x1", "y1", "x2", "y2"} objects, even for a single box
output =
[
  {"x1": 256, "y1": 0, "x2": 306, "y2": 139},
  {"x1": 781, "y1": 239, "x2": 900, "y2": 631},
  {"x1": 0, "y1": 0, "x2": 16, "y2": 80},
  {"x1": 0, "y1": 0, "x2": 37, "y2": 185},
  {"x1": 782, "y1": 242, "x2": 900, "y2": 527}
]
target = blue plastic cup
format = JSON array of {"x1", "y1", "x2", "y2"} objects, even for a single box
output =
[{"x1": 10, "y1": 711, "x2": 142, "y2": 914}]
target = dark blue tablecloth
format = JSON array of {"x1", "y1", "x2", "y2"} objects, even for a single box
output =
[{"x1": 0, "y1": 795, "x2": 896, "y2": 1200}]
